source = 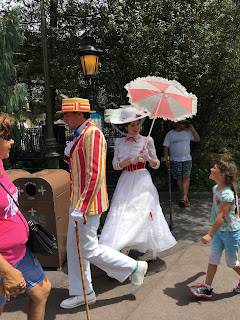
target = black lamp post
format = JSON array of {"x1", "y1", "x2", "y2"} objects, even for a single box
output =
[
  {"x1": 40, "y1": 0, "x2": 59, "y2": 168},
  {"x1": 79, "y1": 34, "x2": 102, "y2": 111}
]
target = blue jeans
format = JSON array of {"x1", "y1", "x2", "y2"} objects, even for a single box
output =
[{"x1": 0, "y1": 247, "x2": 45, "y2": 307}]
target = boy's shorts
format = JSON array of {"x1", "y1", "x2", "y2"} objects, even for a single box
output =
[
  {"x1": 0, "y1": 246, "x2": 46, "y2": 307},
  {"x1": 170, "y1": 160, "x2": 192, "y2": 179},
  {"x1": 209, "y1": 230, "x2": 240, "y2": 268}
]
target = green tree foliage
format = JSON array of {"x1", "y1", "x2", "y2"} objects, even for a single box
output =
[
  {"x1": 2, "y1": 0, "x2": 240, "y2": 157},
  {"x1": 83, "y1": 0, "x2": 240, "y2": 156},
  {"x1": 0, "y1": 7, "x2": 26, "y2": 114}
]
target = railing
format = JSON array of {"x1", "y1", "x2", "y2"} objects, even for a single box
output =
[
  {"x1": 18, "y1": 126, "x2": 235, "y2": 195},
  {"x1": 21, "y1": 128, "x2": 44, "y2": 151},
  {"x1": 21, "y1": 124, "x2": 122, "y2": 151}
]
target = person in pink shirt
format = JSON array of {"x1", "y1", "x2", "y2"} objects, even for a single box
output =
[{"x1": 0, "y1": 113, "x2": 51, "y2": 320}]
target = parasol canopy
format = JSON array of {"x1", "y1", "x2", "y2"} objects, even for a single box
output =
[{"x1": 125, "y1": 76, "x2": 197, "y2": 123}]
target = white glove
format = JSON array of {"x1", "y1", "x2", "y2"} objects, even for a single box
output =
[
  {"x1": 71, "y1": 209, "x2": 84, "y2": 227},
  {"x1": 130, "y1": 156, "x2": 139, "y2": 165},
  {"x1": 64, "y1": 140, "x2": 75, "y2": 157},
  {"x1": 142, "y1": 148, "x2": 151, "y2": 162}
]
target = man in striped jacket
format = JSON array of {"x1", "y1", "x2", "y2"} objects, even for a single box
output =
[{"x1": 58, "y1": 98, "x2": 148, "y2": 309}]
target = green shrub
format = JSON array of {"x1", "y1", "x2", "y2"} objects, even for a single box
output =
[{"x1": 189, "y1": 167, "x2": 215, "y2": 192}]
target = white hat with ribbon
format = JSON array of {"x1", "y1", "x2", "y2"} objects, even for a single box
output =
[
  {"x1": 104, "y1": 105, "x2": 149, "y2": 136},
  {"x1": 105, "y1": 105, "x2": 149, "y2": 125}
]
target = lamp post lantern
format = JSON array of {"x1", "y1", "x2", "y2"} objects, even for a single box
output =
[{"x1": 79, "y1": 34, "x2": 102, "y2": 111}]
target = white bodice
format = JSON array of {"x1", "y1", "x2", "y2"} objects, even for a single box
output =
[{"x1": 112, "y1": 134, "x2": 160, "y2": 170}]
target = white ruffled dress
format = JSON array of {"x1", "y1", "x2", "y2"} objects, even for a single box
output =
[{"x1": 99, "y1": 134, "x2": 176, "y2": 253}]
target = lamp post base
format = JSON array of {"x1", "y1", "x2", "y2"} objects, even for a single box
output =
[{"x1": 45, "y1": 138, "x2": 60, "y2": 169}]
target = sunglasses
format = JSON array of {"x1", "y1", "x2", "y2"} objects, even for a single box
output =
[{"x1": 0, "y1": 134, "x2": 12, "y2": 141}]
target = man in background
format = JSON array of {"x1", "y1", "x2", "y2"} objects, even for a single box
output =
[{"x1": 163, "y1": 120, "x2": 200, "y2": 207}]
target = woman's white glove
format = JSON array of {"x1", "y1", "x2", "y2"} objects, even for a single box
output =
[
  {"x1": 130, "y1": 156, "x2": 139, "y2": 165},
  {"x1": 71, "y1": 209, "x2": 84, "y2": 227},
  {"x1": 141, "y1": 148, "x2": 151, "y2": 162}
]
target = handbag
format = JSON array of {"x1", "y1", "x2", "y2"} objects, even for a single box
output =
[
  {"x1": 0, "y1": 181, "x2": 58, "y2": 256},
  {"x1": 27, "y1": 220, "x2": 58, "y2": 255}
]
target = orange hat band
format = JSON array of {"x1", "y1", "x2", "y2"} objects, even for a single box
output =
[{"x1": 62, "y1": 102, "x2": 91, "y2": 112}]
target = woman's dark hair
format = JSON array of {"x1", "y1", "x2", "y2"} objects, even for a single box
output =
[
  {"x1": 116, "y1": 122, "x2": 131, "y2": 134},
  {"x1": 122, "y1": 122, "x2": 130, "y2": 132},
  {"x1": 0, "y1": 113, "x2": 14, "y2": 136},
  {"x1": 122, "y1": 120, "x2": 141, "y2": 132},
  {"x1": 216, "y1": 159, "x2": 239, "y2": 215}
]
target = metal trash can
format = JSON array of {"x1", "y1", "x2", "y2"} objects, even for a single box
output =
[{"x1": 6, "y1": 169, "x2": 70, "y2": 270}]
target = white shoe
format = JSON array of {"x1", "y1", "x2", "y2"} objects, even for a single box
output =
[
  {"x1": 138, "y1": 249, "x2": 157, "y2": 261},
  {"x1": 60, "y1": 291, "x2": 96, "y2": 309},
  {"x1": 130, "y1": 261, "x2": 148, "y2": 295},
  {"x1": 120, "y1": 247, "x2": 131, "y2": 255}
]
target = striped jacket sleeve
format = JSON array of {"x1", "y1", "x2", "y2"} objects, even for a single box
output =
[{"x1": 75, "y1": 127, "x2": 106, "y2": 213}]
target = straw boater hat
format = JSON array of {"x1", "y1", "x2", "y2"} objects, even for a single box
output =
[
  {"x1": 56, "y1": 97, "x2": 96, "y2": 114},
  {"x1": 104, "y1": 105, "x2": 150, "y2": 135}
]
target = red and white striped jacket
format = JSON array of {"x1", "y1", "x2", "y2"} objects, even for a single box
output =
[{"x1": 68, "y1": 121, "x2": 109, "y2": 216}]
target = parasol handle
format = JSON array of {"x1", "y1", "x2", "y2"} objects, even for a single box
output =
[
  {"x1": 138, "y1": 117, "x2": 157, "y2": 162},
  {"x1": 145, "y1": 117, "x2": 157, "y2": 144},
  {"x1": 145, "y1": 94, "x2": 164, "y2": 147},
  {"x1": 139, "y1": 114, "x2": 158, "y2": 163}
]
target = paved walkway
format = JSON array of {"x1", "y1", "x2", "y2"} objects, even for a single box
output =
[{"x1": 2, "y1": 195, "x2": 240, "y2": 320}]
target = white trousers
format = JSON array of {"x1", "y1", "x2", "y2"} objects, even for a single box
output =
[{"x1": 67, "y1": 209, "x2": 137, "y2": 296}]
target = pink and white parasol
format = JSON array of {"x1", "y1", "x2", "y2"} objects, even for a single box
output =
[{"x1": 125, "y1": 76, "x2": 197, "y2": 123}]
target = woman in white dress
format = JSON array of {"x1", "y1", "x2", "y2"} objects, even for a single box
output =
[{"x1": 99, "y1": 106, "x2": 176, "y2": 261}]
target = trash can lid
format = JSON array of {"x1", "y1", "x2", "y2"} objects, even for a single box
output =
[
  {"x1": 6, "y1": 169, "x2": 31, "y2": 182},
  {"x1": 31, "y1": 169, "x2": 70, "y2": 196}
]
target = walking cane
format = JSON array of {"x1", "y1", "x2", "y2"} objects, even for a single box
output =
[
  {"x1": 161, "y1": 156, "x2": 173, "y2": 230},
  {"x1": 75, "y1": 219, "x2": 91, "y2": 320}
]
